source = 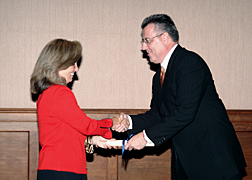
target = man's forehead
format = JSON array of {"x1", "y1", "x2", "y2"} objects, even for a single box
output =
[{"x1": 142, "y1": 24, "x2": 155, "y2": 37}]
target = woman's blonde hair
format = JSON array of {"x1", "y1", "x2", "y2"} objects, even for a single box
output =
[{"x1": 30, "y1": 39, "x2": 82, "y2": 95}]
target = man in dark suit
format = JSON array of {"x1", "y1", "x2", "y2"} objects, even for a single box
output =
[{"x1": 122, "y1": 14, "x2": 246, "y2": 180}]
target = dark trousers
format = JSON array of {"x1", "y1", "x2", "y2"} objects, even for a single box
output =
[
  {"x1": 171, "y1": 145, "x2": 243, "y2": 180},
  {"x1": 171, "y1": 145, "x2": 188, "y2": 180},
  {"x1": 229, "y1": 173, "x2": 243, "y2": 180},
  {"x1": 37, "y1": 170, "x2": 87, "y2": 180}
]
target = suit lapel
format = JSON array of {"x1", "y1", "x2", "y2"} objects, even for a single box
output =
[
  {"x1": 167, "y1": 45, "x2": 182, "y2": 73},
  {"x1": 161, "y1": 45, "x2": 182, "y2": 90}
]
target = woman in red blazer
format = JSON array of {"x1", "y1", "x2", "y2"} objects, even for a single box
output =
[{"x1": 30, "y1": 39, "x2": 121, "y2": 180}]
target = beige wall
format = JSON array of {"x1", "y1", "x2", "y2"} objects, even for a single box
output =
[{"x1": 0, "y1": 0, "x2": 251, "y2": 109}]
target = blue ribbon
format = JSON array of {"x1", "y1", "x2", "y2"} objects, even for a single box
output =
[{"x1": 122, "y1": 134, "x2": 133, "y2": 159}]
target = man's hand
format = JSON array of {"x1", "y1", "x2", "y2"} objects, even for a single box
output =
[
  {"x1": 111, "y1": 113, "x2": 130, "y2": 132},
  {"x1": 125, "y1": 132, "x2": 147, "y2": 151}
]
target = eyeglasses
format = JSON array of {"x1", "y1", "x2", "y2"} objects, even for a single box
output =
[{"x1": 141, "y1": 33, "x2": 164, "y2": 45}]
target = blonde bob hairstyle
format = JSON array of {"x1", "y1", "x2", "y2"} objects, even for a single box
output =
[{"x1": 30, "y1": 39, "x2": 82, "y2": 95}]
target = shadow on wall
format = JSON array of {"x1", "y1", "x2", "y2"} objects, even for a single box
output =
[
  {"x1": 141, "y1": 50, "x2": 160, "y2": 72},
  {"x1": 30, "y1": 50, "x2": 157, "y2": 103},
  {"x1": 67, "y1": 57, "x2": 82, "y2": 90}
]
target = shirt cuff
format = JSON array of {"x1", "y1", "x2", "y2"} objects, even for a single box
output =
[
  {"x1": 127, "y1": 115, "x2": 133, "y2": 129},
  {"x1": 143, "y1": 130, "x2": 153, "y2": 143}
]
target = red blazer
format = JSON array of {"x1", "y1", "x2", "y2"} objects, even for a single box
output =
[{"x1": 37, "y1": 85, "x2": 112, "y2": 174}]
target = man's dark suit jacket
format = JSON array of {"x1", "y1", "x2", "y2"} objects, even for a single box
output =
[{"x1": 128, "y1": 45, "x2": 246, "y2": 179}]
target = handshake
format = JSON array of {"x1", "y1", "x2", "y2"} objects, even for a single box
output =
[
  {"x1": 90, "y1": 113, "x2": 130, "y2": 149},
  {"x1": 111, "y1": 113, "x2": 130, "y2": 133}
]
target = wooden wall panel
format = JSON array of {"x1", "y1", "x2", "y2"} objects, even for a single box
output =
[
  {"x1": 118, "y1": 149, "x2": 171, "y2": 180},
  {"x1": 0, "y1": 110, "x2": 39, "y2": 180},
  {"x1": 86, "y1": 153, "x2": 108, "y2": 180},
  {"x1": 0, "y1": 132, "x2": 28, "y2": 180},
  {"x1": 0, "y1": 109, "x2": 251, "y2": 180}
]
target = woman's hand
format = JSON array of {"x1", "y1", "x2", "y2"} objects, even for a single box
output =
[{"x1": 92, "y1": 136, "x2": 116, "y2": 149}]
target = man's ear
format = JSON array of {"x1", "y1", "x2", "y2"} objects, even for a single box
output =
[{"x1": 162, "y1": 32, "x2": 170, "y2": 44}]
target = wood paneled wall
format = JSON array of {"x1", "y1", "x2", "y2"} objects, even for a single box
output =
[{"x1": 0, "y1": 109, "x2": 251, "y2": 180}]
